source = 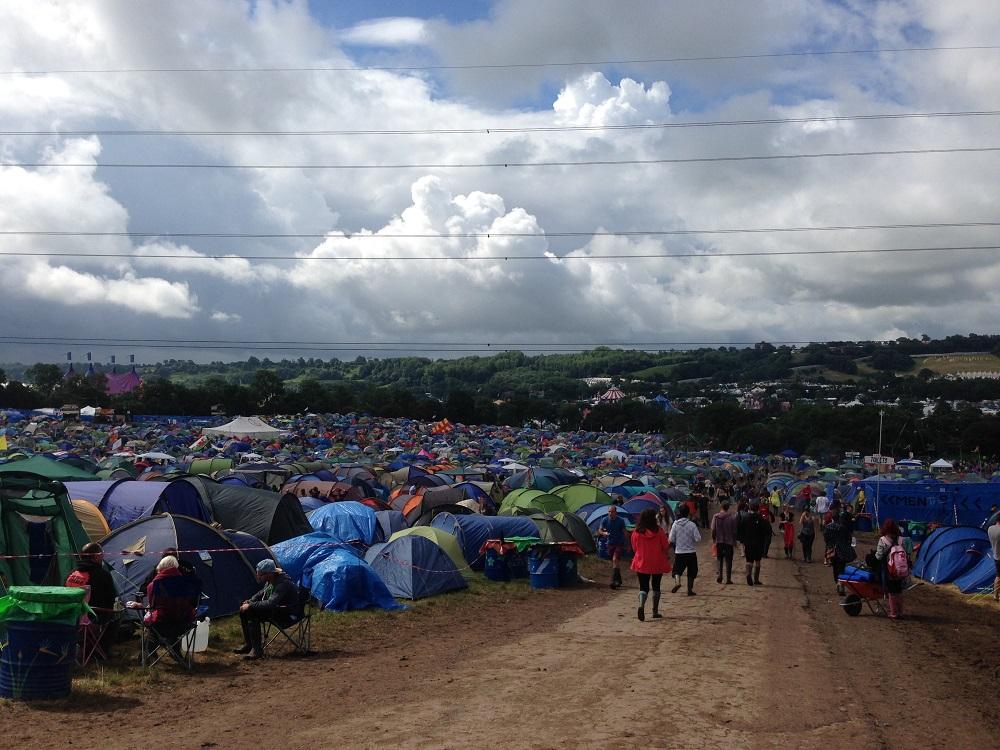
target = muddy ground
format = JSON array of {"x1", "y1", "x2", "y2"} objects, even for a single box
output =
[{"x1": 3, "y1": 536, "x2": 997, "y2": 749}]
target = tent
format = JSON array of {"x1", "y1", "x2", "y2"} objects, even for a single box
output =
[
  {"x1": 188, "y1": 458, "x2": 233, "y2": 475},
  {"x1": 388, "y1": 527, "x2": 467, "y2": 575},
  {"x1": 429, "y1": 512, "x2": 539, "y2": 569},
  {"x1": 0, "y1": 474, "x2": 89, "y2": 592},
  {"x1": 272, "y1": 533, "x2": 403, "y2": 612},
  {"x1": 364, "y1": 536, "x2": 467, "y2": 600},
  {"x1": 553, "y1": 511, "x2": 597, "y2": 554},
  {"x1": 193, "y1": 479, "x2": 312, "y2": 545},
  {"x1": 527, "y1": 513, "x2": 575, "y2": 544},
  {"x1": 551, "y1": 484, "x2": 613, "y2": 513},
  {"x1": 201, "y1": 416, "x2": 284, "y2": 439},
  {"x1": 930, "y1": 458, "x2": 953, "y2": 470},
  {"x1": 952, "y1": 550, "x2": 997, "y2": 594},
  {"x1": 0, "y1": 455, "x2": 98, "y2": 482},
  {"x1": 374, "y1": 510, "x2": 407, "y2": 543},
  {"x1": 500, "y1": 488, "x2": 566, "y2": 514},
  {"x1": 308, "y1": 501, "x2": 377, "y2": 545},
  {"x1": 70, "y1": 498, "x2": 111, "y2": 542},
  {"x1": 65, "y1": 478, "x2": 213, "y2": 531},
  {"x1": 912, "y1": 526, "x2": 991, "y2": 584},
  {"x1": 100, "y1": 513, "x2": 268, "y2": 619}
]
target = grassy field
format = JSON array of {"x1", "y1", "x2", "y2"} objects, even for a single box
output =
[{"x1": 909, "y1": 353, "x2": 1000, "y2": 376}]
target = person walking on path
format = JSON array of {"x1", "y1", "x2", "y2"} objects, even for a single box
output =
[
  {"x1": 738, "y1": 500, "x2": 772, "y2": 586},
  {"x1": 779, "y1": 507, "x2": 796, "y2": 559},
  {"x1": 711, "y1": 500, "x2": 738, "y2": 584},
  {"x1": 874, "y1": 518, "x2": 908, "y2": 620},
  {"x1": 988, "y1": 514, "x2": 1000, "y2": 602},
  {"x1": 599, "y1": 505, "x2": 627, "y2": 589},
  {"x1": 631, "y1": 508, "x2": 671, "y2": 621},
  {"x1": 823, "y1": 511, "x2": 857, "y2": 594},
  {"x1": 697, "y1": 485, "x2": 711, "y2": 530},
  {"x1": 798, "y1": 508, "x2": 817, "y2": 562},
  {"x1": 669, "y1": 503, "x2": 701, "y2": 596}
]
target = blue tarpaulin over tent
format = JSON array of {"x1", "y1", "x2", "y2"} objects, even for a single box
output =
[
  {"x1": 272, "y1": 532, "x2": 404, "y2": 612},
  {"x1": 429, "y1": 512, "x2": 539, "y2": 569},
  {"x1": 307, "y1": 501, "x2": 377, "y2": 545},
  {"x1": 912, "y1": 526, "x2": 991, "y2": 584},
  {"x1": 364, "y1": 536, "x2": 466, "y2": 599},
  {"x1": 861, "y1": 480, "x2": 999, "y2": 527}
]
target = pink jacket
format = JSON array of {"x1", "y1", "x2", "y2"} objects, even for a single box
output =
[{"x1": 630, "y1": 528, "x2": 672, "y2": 574}]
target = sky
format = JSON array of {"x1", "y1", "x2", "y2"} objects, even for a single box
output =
[{"x1": 1, "y1": 0, "x2": 999, "y2": 366}]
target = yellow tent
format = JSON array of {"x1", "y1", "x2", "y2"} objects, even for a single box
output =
[{"x1": 71, "y1": 498, "x2": 111, "y2": 543}]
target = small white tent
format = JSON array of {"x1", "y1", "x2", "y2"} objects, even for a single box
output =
[
  {"x1": 201, "y1": 416, "x2": 283, "y2": 440},
  {"x1": 929, "y1": 458, "x2": 953, "y2": 470}
]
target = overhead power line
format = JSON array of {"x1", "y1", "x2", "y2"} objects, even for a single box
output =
[
  {"x1": 2, "y1": 244, "x2": 997, "y2": 262},
  {"x1": 3, "y1": 110, "x2": 998, "y2": 137},
  {"x1": 2, "y1": 44, "x2": 998, "y2": 76},
  {"x1": 1, "y1": 220, "x2": 996, "y2": 240},
  {"x1": 5, "y1": 145, "x2": 999, "y2": 170},
  {"x1": 0, "y1": 336, "x2": 820, "y2": 346}
]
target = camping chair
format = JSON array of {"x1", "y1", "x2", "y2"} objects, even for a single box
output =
[
  {"x1": 138, "y1": 575, "x2": 208, "y2": 670},
  {"x1": 262, "y1": 587, "x2": 313, "y2": 656},
  {"x1": 77, "y1": 606, "x2": 120, "y2": 667}
]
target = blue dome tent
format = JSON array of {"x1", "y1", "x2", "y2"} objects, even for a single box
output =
[{"x1": 364, "y1": 536, "x2": 466, "y2": 599}]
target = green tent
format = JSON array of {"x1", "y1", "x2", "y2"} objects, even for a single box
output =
[
  {"x1": 551, "y1": 484, "x2": 613, "y2": 513},
  {"x1": 0, "y1": 475, "x2": 89, "y2": 594},
  {"x1": 188, "y1": 457, "x2": 233, "y2": 475},
  {"x1": 388, "y1": 527, "x2": 468, "y2": 576},
  {"x1": 500, "y1": 489, "x2": 567, "y2": 514},
  {"x1": 0, "y1": 455, "x2": 98, "y2": 482},
  {"x1": 526, "y1": 514, "x2": 574, "y2": 544},
  {"x1": 553, "y1": 511, "x2": 597, "y2": 554}
]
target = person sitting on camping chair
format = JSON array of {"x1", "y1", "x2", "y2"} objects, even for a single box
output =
[
  {"x1": 133, "y1": 555, "x2": 201, "y2": 665},
  {"x1": 234, "y1": 559, "x2": 298, "y2": 660},
  {"x1": 65, "y1": 542, "x2": 120, "y2": 658}
]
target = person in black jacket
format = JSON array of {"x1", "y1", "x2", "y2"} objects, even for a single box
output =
[
  {"x1": 234, "y1": 559, "x2": 298, "y2": 659},
  {"x1": 66, "y1": 543, "x2": 118, "y2": 614},
  {"x1": 65, "y1": 542, "x2": 120, "y2": 654},
  {"x1": 737, "y1": 501, "x2": 772, "y2": 587}
]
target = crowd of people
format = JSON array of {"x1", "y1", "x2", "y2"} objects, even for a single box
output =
[{"x1": 601, "y1": 472, "x2": 921, "y2": 621}]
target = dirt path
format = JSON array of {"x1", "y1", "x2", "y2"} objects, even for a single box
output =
[{"x1": 4, "y1": 536, "x2": 997, "y2": 749}]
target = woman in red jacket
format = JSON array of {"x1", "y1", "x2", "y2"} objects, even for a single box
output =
[{"x1": 631, "y1": 508, "x2": 672, "y2": 621}]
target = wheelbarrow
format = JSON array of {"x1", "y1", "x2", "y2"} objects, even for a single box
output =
[{"x1": 838, "y1": 576, "x2": 922, "y2": 617}]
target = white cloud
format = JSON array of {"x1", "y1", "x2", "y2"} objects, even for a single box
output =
[
  {"x1": 24, "y1": 264, "x2": 198, "y2": 318},
  {"x1": 339, "y1": 17, "x2": 428, "y2": 47},
  {"x1": 0, "y1": 2, "x2": 998, "y2": 360}
]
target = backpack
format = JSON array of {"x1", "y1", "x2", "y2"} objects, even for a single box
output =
[{"x1": 886, "y1": 538, "x2": 909, "y2": 579}]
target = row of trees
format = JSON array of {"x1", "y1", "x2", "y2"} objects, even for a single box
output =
[{"x1": 3, "y1": 364, "x2": 998, "y2": 461}]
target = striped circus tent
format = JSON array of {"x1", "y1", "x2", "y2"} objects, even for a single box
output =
[{"x1": 599, "y1": 386, "x2": 626, "y2": 403}]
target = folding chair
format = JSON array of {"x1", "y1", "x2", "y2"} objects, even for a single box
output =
[
  {"x1": 138, "y1": 575, "x2": 207, "y2": 670},
  {"x1": 262, "y1": 587, "x2": 313, "y2": 656},
  {"x1": 77, "y1": 607, "x2": 119, "y2": 666}
]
